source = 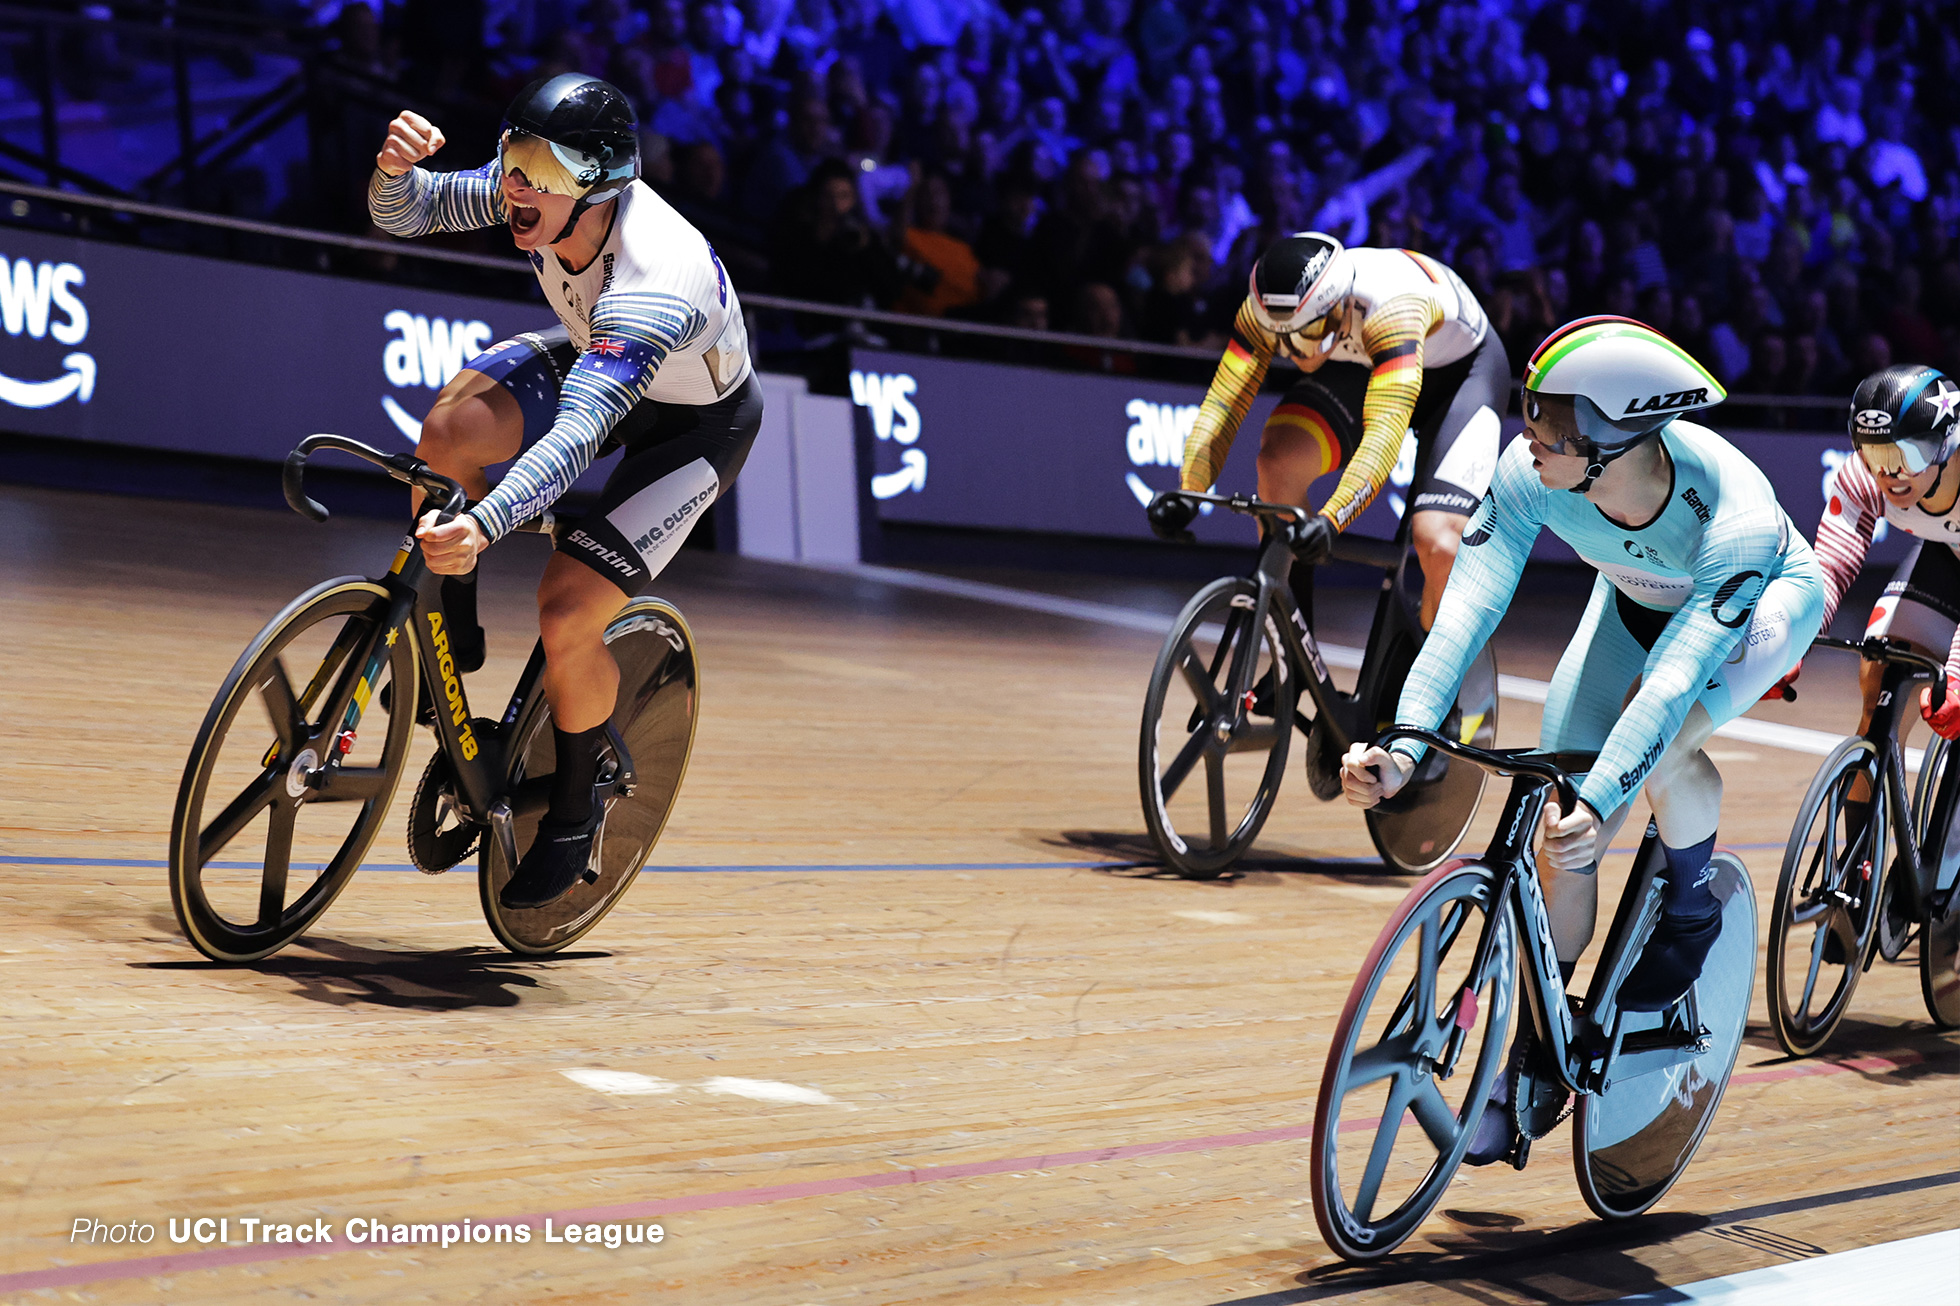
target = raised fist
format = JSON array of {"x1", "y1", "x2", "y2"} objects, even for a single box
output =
[{"x1": 377, "y1": 110, "x2": 446, "y2": 177}]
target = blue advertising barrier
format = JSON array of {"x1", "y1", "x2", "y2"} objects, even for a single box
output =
[
  {"x1": 849, "y1": 348, "x2": 1906, "y2": 566},
  {"x1": 0, "y1": 227, "x2": 544, "y2": 463}
]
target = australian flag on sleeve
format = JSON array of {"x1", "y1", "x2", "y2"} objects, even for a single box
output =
[{"x1": 582, "y1": 334, "x2": 664, "y2": 389}]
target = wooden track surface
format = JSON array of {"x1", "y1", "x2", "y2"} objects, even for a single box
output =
[{"x1": 0, "y1": 485, "x2": 1953, "y2": 1304}]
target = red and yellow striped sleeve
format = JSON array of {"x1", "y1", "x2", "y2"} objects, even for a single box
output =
[
  {"x1": 1179, "y1": 298, "x2": 1277, "y2": 492},
  {"x1": 1317, "y1": 294, "x2": 1443, "y2": 530}
]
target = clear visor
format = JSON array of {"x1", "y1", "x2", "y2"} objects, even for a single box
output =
[
  {"x1": 1857, "y1": 436, "x2": 1942, "y2": 477},
  {"x1": 498, "y1": 128, "x2": 600, "y2": 197}
]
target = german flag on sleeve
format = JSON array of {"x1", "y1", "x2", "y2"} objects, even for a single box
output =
[
  {"x1": 1318, "y1": 295, "x2": 1441, "y2": 529},
  {"x1": 1180, "y1": 299, "x2": 1277, "y2": 492}
]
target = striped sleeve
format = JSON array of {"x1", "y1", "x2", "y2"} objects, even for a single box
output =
[
  {"x1": 367, "y1": 160, "x2": 506, "y2": 237},
  {"x1": 469, "y1": 290, "x2": 705, "y2": 541},
  {"x1": 1318, "y1": 294, "x2": 1442, "y2": 529},
  {"x1": 1389, "y1": 443, "x2": 1542, "y2": 763},
  {"x1": 1179, "y1": 298, "x2": 1276, "y2": 492},
  {"x1": 1813, "y1": 456, "x2": 1881, "y2": 633}
]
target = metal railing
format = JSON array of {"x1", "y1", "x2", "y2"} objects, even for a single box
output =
[{"x1": 0, "y1": 177, "x2": 1853, "y2": 411}]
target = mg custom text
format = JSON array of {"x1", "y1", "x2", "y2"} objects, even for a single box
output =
[{"x1": 71, "y1": 1217, "x2": 665, "y2": 1249}]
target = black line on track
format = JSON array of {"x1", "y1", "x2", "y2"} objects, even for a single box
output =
[{"x1": 1200, "y1": 1170, "x2": 1960, "y2": 1305}]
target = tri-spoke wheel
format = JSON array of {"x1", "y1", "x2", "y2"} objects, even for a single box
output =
[
  {"x1": 1139, "y1": 578, "x2": 1295, "y2": 878},
  {"x1": 1576, "y1": 852, "x2": 1755, "y2": 1218},
  {"x1": 478, "y1": 598, "x2": 700, "y2": 955},
  {"x1": 1768, "y1": 737, "x2": 1884, "y2": 1056},
  {"x1": 1311, "y1": 860, "x2": 1515, "y2": 1261},
  {"x1": 170, "y1": 579, "x2": 414, "y2": 962}
]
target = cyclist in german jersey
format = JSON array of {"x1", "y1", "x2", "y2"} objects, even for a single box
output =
[
  {"x1": 367, "y1": 74, "x2": 760, "y2": 910},
  {"x1": 1146, "y1": 233, "x2": 1508, "y2": 631},
  {"x1": 1340, "y1": 317, "x2": 1824, "y2": 1160}
]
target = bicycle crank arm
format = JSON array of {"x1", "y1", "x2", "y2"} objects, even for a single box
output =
[{"x1": 489, "y1": 800, "x2": 520, "y2": 874}]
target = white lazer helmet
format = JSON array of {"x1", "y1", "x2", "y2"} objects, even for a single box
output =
[{"x1": 1522, "y1": 316, "x2": 1726, "y2": 491}]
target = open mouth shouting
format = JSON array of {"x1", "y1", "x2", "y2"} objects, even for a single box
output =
[{"x1": 509, "y1": 201, "x2": 542, "y2": 238}]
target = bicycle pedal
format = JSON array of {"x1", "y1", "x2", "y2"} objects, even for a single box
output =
[{"x1": 1509, "y1": 1135, "x2": 1532, "y2": 1170}]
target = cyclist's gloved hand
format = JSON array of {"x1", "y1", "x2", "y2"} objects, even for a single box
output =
[
  {"x1": 1286, "y1": 511, "x2": 1336, "y2": 565},
  {"x1": 1340, "y1": 743, "x2": 1413, "y2": 807},
  {"x1": 1922, "y1": 675, "x2": 1960, "y2": 740},
  {"x1": 1146, "y1": 491, "x2": 1199, "y2": 542},
  {"x1": 1760, "y1": 659, "x2": 1801, "y2": 703}
]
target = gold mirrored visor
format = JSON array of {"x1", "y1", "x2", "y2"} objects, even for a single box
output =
[
  {"x1": 498, "y1": 128, "x2": 602, "y2": 197},
  {"x1": 1857, "y1": 437, "x2": 1941, "y2": 476}
]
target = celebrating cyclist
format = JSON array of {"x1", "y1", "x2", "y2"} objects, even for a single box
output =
[
  {"x1": 1146, "y1": 233, "x2": 1509, "y2": 634},
  {"x1": 368, "y1": 74, "x2": 759, "y2": 909},
  {"x1": 1340, "y1": 317, "x2": 1824, "y2": 1159}
]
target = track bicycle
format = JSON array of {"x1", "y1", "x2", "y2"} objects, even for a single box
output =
[
  {"x1": 168, "y1": 434, "x2": 701, "y2": 962},
  {"x1": 1138, "y1": 492, "x2": 1498, "y2": 877},
  {"x1": 1768, "y1": 635, "x2": 1960, "y2": 1055},
  {"x1": 1309, "y1": 727, "x2": 1756, "y2": 1261}
]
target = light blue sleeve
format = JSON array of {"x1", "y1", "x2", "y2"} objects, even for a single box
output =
[
  {"x1": 367, "y1": 160, "x2": 506, "y2": 237},
  {"x1": 1574, "y1": 503, "x2": 1783, "y2": 817},
  {"x1": 1389, "y1": 440, "x2": 1544, "y2": 761}
]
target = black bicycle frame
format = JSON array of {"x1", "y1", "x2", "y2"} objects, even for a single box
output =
[
  {"x1": 1843, "y1": 640, "x2": 1955, "y2": 920},
  {"x1": 1378, "y1": 728, "x2": 1707, "y2": 1099}
]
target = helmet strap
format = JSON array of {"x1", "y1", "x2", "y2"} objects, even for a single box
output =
[
  {"x1": 1568, "y1": 444, "x2": 1607, "y2": 494},
  {"x1": 548, "y1": 198, "x2": 589, "y2": 245}
]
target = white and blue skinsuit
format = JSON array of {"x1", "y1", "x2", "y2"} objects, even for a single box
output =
[{"x1": 1389, "y1": 421, "x2": 1825, "y2": 824}]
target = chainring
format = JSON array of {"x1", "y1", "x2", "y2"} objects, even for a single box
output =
[
  {"x1": 1511, "y1": 1029, "x2": 1573, "y2": 1141},
  {"x1": 408, "y1": 752, "x2": 479, "y2": 874}
]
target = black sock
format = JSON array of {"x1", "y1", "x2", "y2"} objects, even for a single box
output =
[
  {"x1": 1660, "y1": 833, "x2": 1719, "y2": 920},
  {"x1": 547, "y1": 723, "x2": 605, "y2": 826}
]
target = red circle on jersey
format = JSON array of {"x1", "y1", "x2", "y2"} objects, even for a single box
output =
[{"x1": 1829, "y1": 494, "x2": 1841, "y2": 515}]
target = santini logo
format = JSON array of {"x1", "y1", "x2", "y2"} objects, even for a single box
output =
[
  {"x1": 851, "y1": 370, "x2": 927, "y2": 499},
  {"x1": 380, "y1": 311, "x2": 494, "y2": 444},
  {"x1": 0, "y1": 254, "x2": 95, "y2": 410}
]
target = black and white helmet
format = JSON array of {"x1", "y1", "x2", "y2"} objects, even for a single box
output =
[
  {"x1": 499, "y1": 74, "x2": 640, "y2": 244},
  {"x1": 1848, "y1": 364, "x2": 1960, "y2": 476},
  {"x1": 1248, "y1": 232, "x2": 1353, "y2": 353}
]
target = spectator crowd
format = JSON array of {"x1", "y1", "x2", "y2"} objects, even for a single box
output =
[{"x1": 320, "y1": 0, "x2": 1960, "y2": 392}]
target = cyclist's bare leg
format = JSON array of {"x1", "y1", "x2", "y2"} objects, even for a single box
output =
[
  {"x1": 1410, "y1": 509, "x2": 1465, "y2": 630},
  {"x1": 537, "y1": 552, "x2": 628, "y2": 732},
  {"x1": 413, "y1": 369, "x2": 524, "y2": 510},
  {"x1": 1257, "y1": 416, "x2": 1340, "y2": 625}
]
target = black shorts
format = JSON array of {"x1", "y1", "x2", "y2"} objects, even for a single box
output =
[
  {"x1": 1270, "y1": 331, "x2": 1512, "y2": 519},
  {"x1": 465, "y1": 327, "x2": 763, "y2": 596}
]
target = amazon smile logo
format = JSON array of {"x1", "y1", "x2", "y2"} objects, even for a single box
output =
[{"x1": 0, "y1": 254, "x2": 95, "y2": 410}]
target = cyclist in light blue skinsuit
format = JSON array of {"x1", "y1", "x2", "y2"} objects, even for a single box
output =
[{"x1": 1342, "y1": 316, "x2": 1825, "y2": 1162}]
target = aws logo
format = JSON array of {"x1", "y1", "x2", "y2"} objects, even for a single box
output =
[
  {"x1": 851, "y1": 370, "x2": 926, "y2": 499},
  {"x1": 380, "y1": 310, "x2": 494, "y2": 444},
  {"x1": 0, "y1": 254, "x2": 95, "y2": 410},
  {"x1": 1122, "y1": 398, "x2": 1201, "y2": 508}
]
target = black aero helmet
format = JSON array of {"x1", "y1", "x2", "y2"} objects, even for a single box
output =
[
  {"x1": 1848, "y1": 364, "x2": 1960, "y2": 476},
  {"x1": 1248, "y1": 231, "x2": 1353, "y2": 354},
  {"x1": 500, "y1": 74, "x2": 640, "y2": 243}
]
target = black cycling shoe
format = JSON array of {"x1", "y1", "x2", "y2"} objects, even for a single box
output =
[
  {"x1": 499, "y1": 809, "x2": 601, "y2": 910},
  {"x1": 1619, "y1": 906, "x2": 1724, "y2": 1011},
  {"x1": 378, "y1": 677, "x2": 435, "y2": 725}
]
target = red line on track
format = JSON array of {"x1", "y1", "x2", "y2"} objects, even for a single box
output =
[{"x1": 0, "y1": 1052, "x2": 1922, "y2": 1293}]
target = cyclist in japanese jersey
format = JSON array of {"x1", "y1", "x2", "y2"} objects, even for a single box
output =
[
  {"x1": 1146, "y1": 233, "x2": 1509, "y2": 634},
  {"x1": 367, "y1": 75, "x2": 759, "y2": 910},
  {"x1": 1340, "y1": 317, "x2": 1824, "y2": 1161},
  {"x1": 1785, "y1": 364, "x2": 1960, "y2": 931}
]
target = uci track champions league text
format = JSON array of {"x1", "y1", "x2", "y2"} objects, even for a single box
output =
[{"x1": 69, "y1": 1214, "x2": 665, "y2": 1251}]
